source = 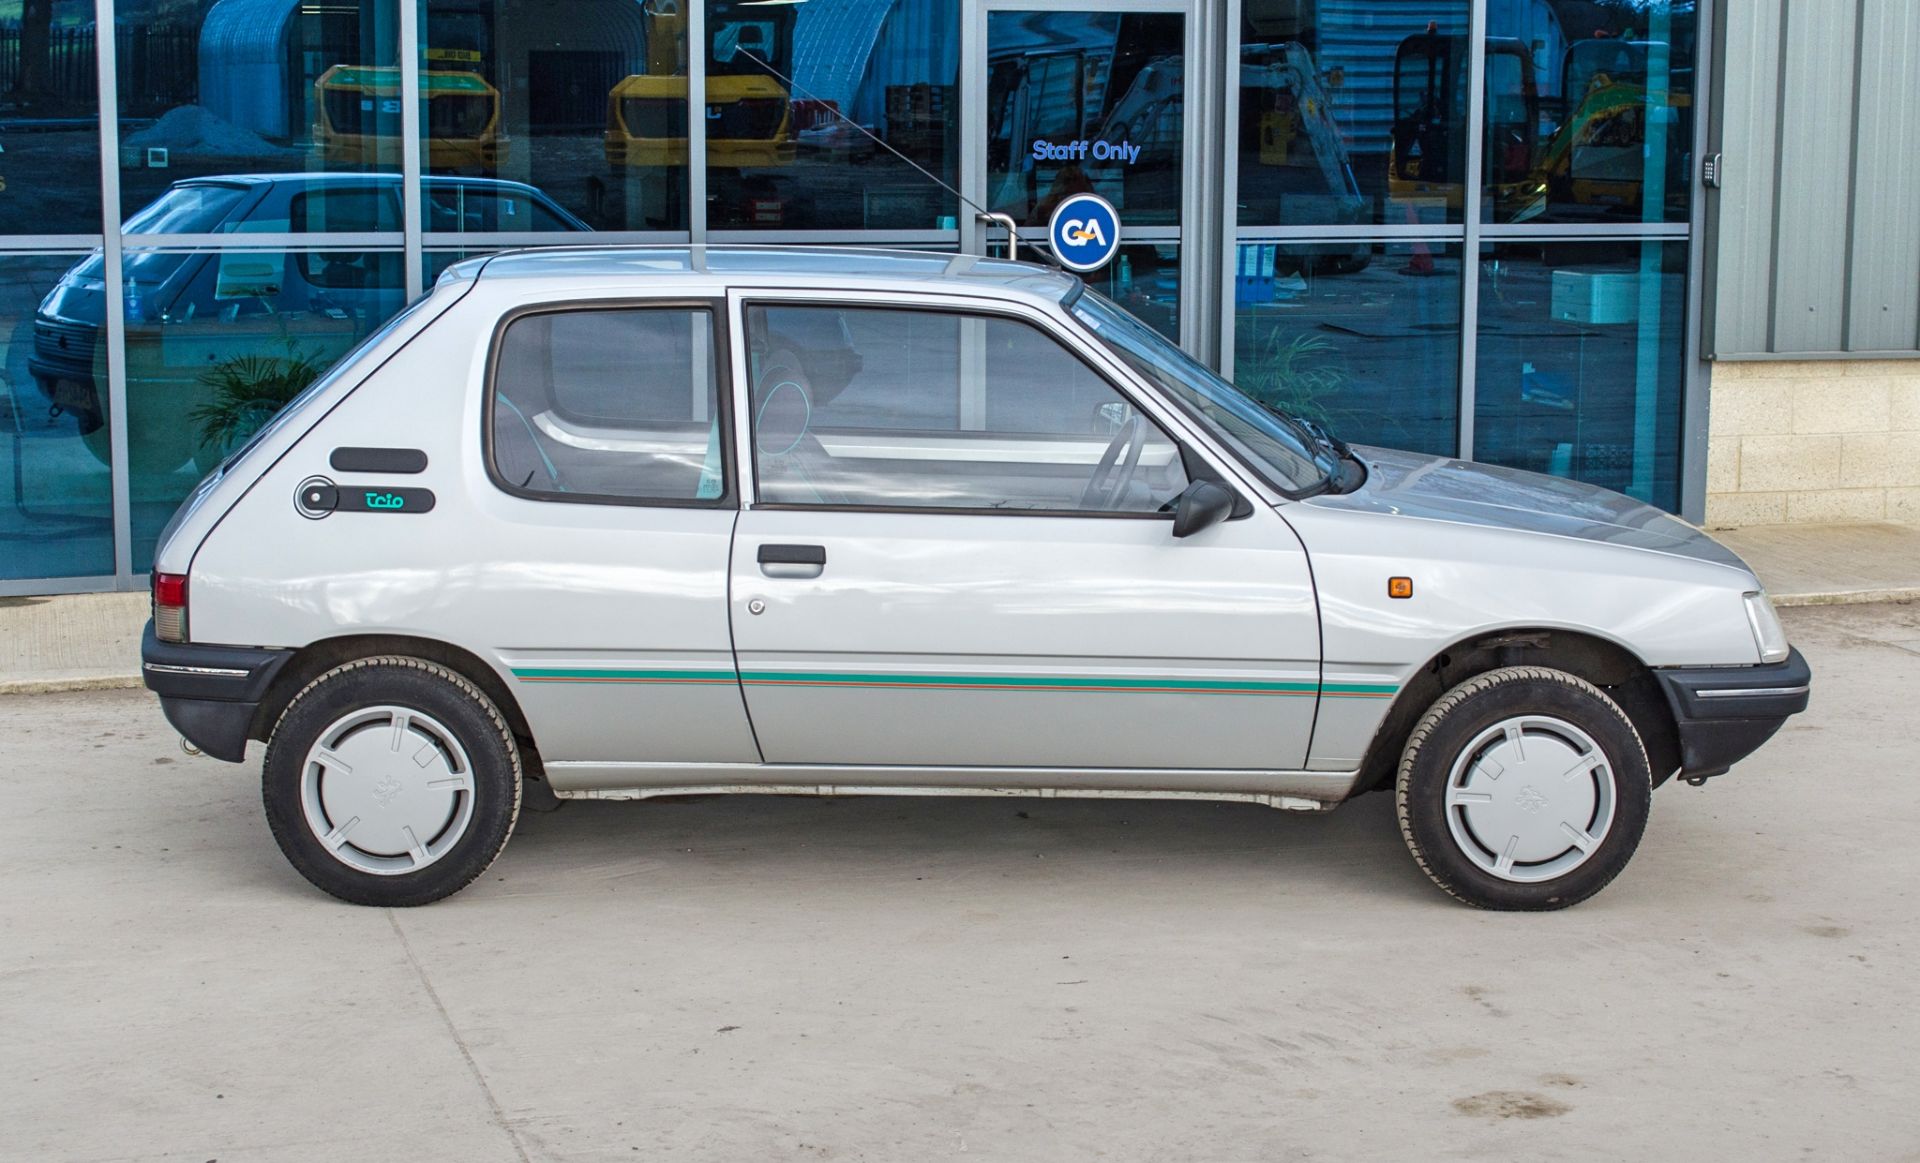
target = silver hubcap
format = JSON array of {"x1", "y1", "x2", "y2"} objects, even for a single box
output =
[
  {"x1": 1444, "y1": 714, "x2": 1616, "y2": 884},
  {"x1": 300, "y1": 706, "x2": 475, "y2": 876}
]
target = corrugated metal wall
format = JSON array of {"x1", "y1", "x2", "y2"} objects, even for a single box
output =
[
  {"x1": 1312, "y1": 0, "x2": 1469, "y2": 156},
  {"x1": 1706, "y1": 0, "x2": 1920, "y2": 358}
]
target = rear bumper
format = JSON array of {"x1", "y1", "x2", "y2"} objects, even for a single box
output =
[
  {"x1": 141, "y1": 620, "x2": 294, "y2": 763},
  {"x1": 1654, "y1": 647, "x2": 1812, "y2": 780}
]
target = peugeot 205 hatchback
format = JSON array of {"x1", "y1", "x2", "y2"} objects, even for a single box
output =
[{"x1": 141, "y1": 247, "x2": 1811, "y2": 909}]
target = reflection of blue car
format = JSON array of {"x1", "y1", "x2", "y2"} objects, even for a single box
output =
[{"x1": 30, "y1": 173, "x2": 589, "y2": 440}]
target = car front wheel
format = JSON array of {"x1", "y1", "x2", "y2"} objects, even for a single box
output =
[
  {"x1": 262, "y1": 657, "x2": 522, "y2": 906},
  {"x1": 1396, "y1": 666, "x2": 1652, "y2": 910}
]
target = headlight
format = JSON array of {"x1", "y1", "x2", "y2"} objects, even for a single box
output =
[{"x1": 1743, "y1": 591, "x2": 1790, "y2": 664}]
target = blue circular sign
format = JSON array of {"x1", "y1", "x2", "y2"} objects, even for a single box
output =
[{"x1": 1047, "y1": 193, "x2": 1121, "y2": 273}]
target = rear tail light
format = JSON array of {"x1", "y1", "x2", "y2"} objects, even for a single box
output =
[{"x1": 153, "y1": 572, "x2": 188, "y2": 643}]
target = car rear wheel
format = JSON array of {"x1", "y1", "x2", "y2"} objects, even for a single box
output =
[
  {"x1": 1396, "y1": 666, "x2": 1652, "y2": 910},
  {"x1": 262, "y1": 657, "x2": 522, "y2": 906}
]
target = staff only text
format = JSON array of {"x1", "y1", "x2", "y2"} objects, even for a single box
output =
[{"x1": 1031, "y1": 139, "x2": 1142, "y2": 164}]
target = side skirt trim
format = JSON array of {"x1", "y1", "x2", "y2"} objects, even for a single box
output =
[{"x1": 542, "y1": 761, "x2": 1358, "y2": 809}]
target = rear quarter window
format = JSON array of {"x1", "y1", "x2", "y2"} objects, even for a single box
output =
[{"x1": 488, "y1": 305, "x2": 730, "y2": 506}]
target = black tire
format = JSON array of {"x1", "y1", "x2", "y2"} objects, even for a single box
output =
[
  {"x1": 262, "y1": 656, "x2": 522, "y2": 906},
  {"x1": 1395, "y1": 666, "x2": 1652, "y2": 910}
]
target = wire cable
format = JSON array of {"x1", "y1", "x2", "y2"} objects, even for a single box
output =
[{"x1": 730, "y1": 47, "x2": 1060, "y2": 267}]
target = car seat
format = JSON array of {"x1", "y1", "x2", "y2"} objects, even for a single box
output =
[{"x1": 752, "y1": 348, "x2": 847, "y2": 505}]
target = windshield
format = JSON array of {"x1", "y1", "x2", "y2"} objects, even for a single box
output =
[
  {"x1": 71, "y1": 184, "x2": 251, "y2": 282},
  {"x1": 71, "y1": 247, "x2": 199, "y2": 286},
  {"x1": 1069, "y1": 291, "x2": 1337, "y2": 493}
]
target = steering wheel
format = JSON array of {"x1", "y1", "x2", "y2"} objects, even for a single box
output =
[{"x1": 1079, "y1": 414, "x2": 1146, "y2": 510}]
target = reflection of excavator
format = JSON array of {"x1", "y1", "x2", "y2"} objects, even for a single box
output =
[
  {"x1": 1387, "y1": 31, "x2": 1543, "y2": 220},
  {"x1": 1081, "y1": 55, "x2": 1185, "y2": 218},
  {"x1": 314, "y1": 65, "x2": 504, "y2": 173},
  {"x1": 604, "y1": 0, "x2": 797, "y2": 170},
  {"x1": 1237, "y1": 41, "x2": 1368, "y2": 243},
  {"x1": 1534, "y1": 38, "x2": 1692, "y2": 218}
]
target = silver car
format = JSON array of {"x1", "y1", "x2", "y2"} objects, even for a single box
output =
[{"x1": 141, "y1": 247, "x2": 1810, "y2": 910}]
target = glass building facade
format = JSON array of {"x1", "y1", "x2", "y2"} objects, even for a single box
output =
[{"x1": 0, "y1": 0, "x2": 1703, "y2": 591}]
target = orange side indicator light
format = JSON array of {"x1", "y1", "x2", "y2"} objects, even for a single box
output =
[{"x1": 1388, "y1": 577, "x2": 1414, "y2": 599}]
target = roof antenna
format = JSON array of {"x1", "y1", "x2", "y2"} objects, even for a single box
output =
[{"x1": 732, "y1": 48, "x2": 1060, "y2": 268}]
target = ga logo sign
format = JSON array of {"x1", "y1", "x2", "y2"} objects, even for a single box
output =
[{"x1": 1047, "y1": 193, "x2": 1121, "y2": 273}]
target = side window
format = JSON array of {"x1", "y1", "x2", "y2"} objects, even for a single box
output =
[
  {"x1": 289, "y1": 187, "x2": 403, "y2": 291},
  {"x1": 746, "y1": 305, "x2": 1189, "y2": 513},
  {"x1": 289, "y1": 186, "x2": 402, "y2": 233},
  {"x1": 428, "y1": 185, "x2": 578, "y2": 233},
  {"x1": 490, "y1": 307, "x2": 727, "y2": 504}
]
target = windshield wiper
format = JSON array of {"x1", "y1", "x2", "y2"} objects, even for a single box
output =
[
  {"x1": 1297, "y1": 416, "x2": 1352, "y2": 462},
  {"x1": 1248, "y1": 400, "x2": 1350, "y2": 488},
  {"x1": 1294, "y1": 416, "x2": 1368, "y2": 495}
]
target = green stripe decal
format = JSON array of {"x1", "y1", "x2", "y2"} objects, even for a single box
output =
[
  {"x1": 511, "y1": 667, "x2": 1396, "y2": 698},
  {"x1": 736, "y1": 672, "x2": 1316, "y2": 695},
  {"x1": 1320, "y1": 683, "x2": 1397, "y2": 702},
  {"x1": 511, "y1": 668, "x2": 738, "y2": 683}
]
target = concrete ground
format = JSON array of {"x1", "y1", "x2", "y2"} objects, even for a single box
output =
[
  {"x1": 2, "y1": 602, "x2": 1916, "y2": 1161},
  {"x1": 1715, "y1": 521, "x2": 1920, "y2": 607},
  {"x1": 0, "y1": 592, "x2": 147, "y2": 693}
]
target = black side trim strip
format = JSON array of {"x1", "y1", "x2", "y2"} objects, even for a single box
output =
[{"x1": 331, "y1": 446, "x2": 429, "y2": 474}]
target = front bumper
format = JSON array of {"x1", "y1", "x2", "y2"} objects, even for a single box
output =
[
  {"x1": 31, "y1": 316, "x2": 102, "y2": 382},
  {"x1": 141, "y1": 620, "x2": 294, "y2": 763},
  {"x1": 1654, "y1": 647, "x2": 1812, "y2": 780}
]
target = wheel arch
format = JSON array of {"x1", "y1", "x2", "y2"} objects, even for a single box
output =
[
  {"x1": 1352, "y1": 626, "x2": 1681, "y2": 796},
  {"x1": 248, "y1": 634, "x2": 540, "y2": 768}
]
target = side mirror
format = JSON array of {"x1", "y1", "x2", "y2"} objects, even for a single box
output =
[{"x1": 1172, "y1": 480, "x2": 1236, "y2": 539}]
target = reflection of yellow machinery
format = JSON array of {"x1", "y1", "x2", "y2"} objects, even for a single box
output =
[
  {"x1": 1387, "y1": 32, "x2": 1543, "y2": 219},
  {"x1": 605, "y1": 74, "x2": 794, "y2": 168},
  {"x1": 1535, "y1": 40, "x2": 1692, "y2": 218},
  {"x1": 1238, "y1": 43, "x2": 1368, "y2": 233},
  {"x1": 315, "y1": 65, "x2": 504, "y2": 172},
  {"x1": 1250, "y1": 44, "x2": 1340, "y2": 168},
  {"x1": 1389, "y1": 31, "x2": 1691, "y2": 223},
  {"x1": 604, "y1": 0, "x2": 797, "y2": 170}
]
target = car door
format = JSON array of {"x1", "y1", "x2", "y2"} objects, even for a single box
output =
[
  {"x1": 471, "y1": 297, "x2": 758, "y2": 775},
  {"x1": 725, "y1": 289, "x2": 1321, "y2": 776}
]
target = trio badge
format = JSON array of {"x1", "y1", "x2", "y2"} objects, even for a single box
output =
[{"x1": 1047, "y1": 193, "x2": 1121, "y2": 273}]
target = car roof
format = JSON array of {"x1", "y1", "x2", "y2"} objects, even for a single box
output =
[
  {"x1": 177, "y1": 172, "x2": 548, "y2": 194},
  {"x1": 466, "y1": 245, "x2": 1084, "y2": 301}
]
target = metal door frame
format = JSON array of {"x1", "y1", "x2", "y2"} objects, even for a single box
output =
[{"x1": 959, "y1": 0, "x2": 1220, "y2": 358}]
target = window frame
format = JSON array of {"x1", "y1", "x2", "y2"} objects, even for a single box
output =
[
  {"x1": 733, "y1": 294, "x2": 1202, "y2": 520},
  {"x1": 482, "y1": 297, "x2": 738, "y2": 510}
]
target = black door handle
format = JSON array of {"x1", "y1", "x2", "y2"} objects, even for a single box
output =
[{"x1": 758, "y1": 544, "x2": 826, "y2": 565}]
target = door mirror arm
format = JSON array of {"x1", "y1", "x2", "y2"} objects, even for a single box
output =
[{"x1": 1171, "y1": 480, "x2": 1236, "y2": 539}]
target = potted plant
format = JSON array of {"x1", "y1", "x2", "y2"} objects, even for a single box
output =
[{"x1": 191, "y1": 343, "x2": 332, "y2": 462}]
